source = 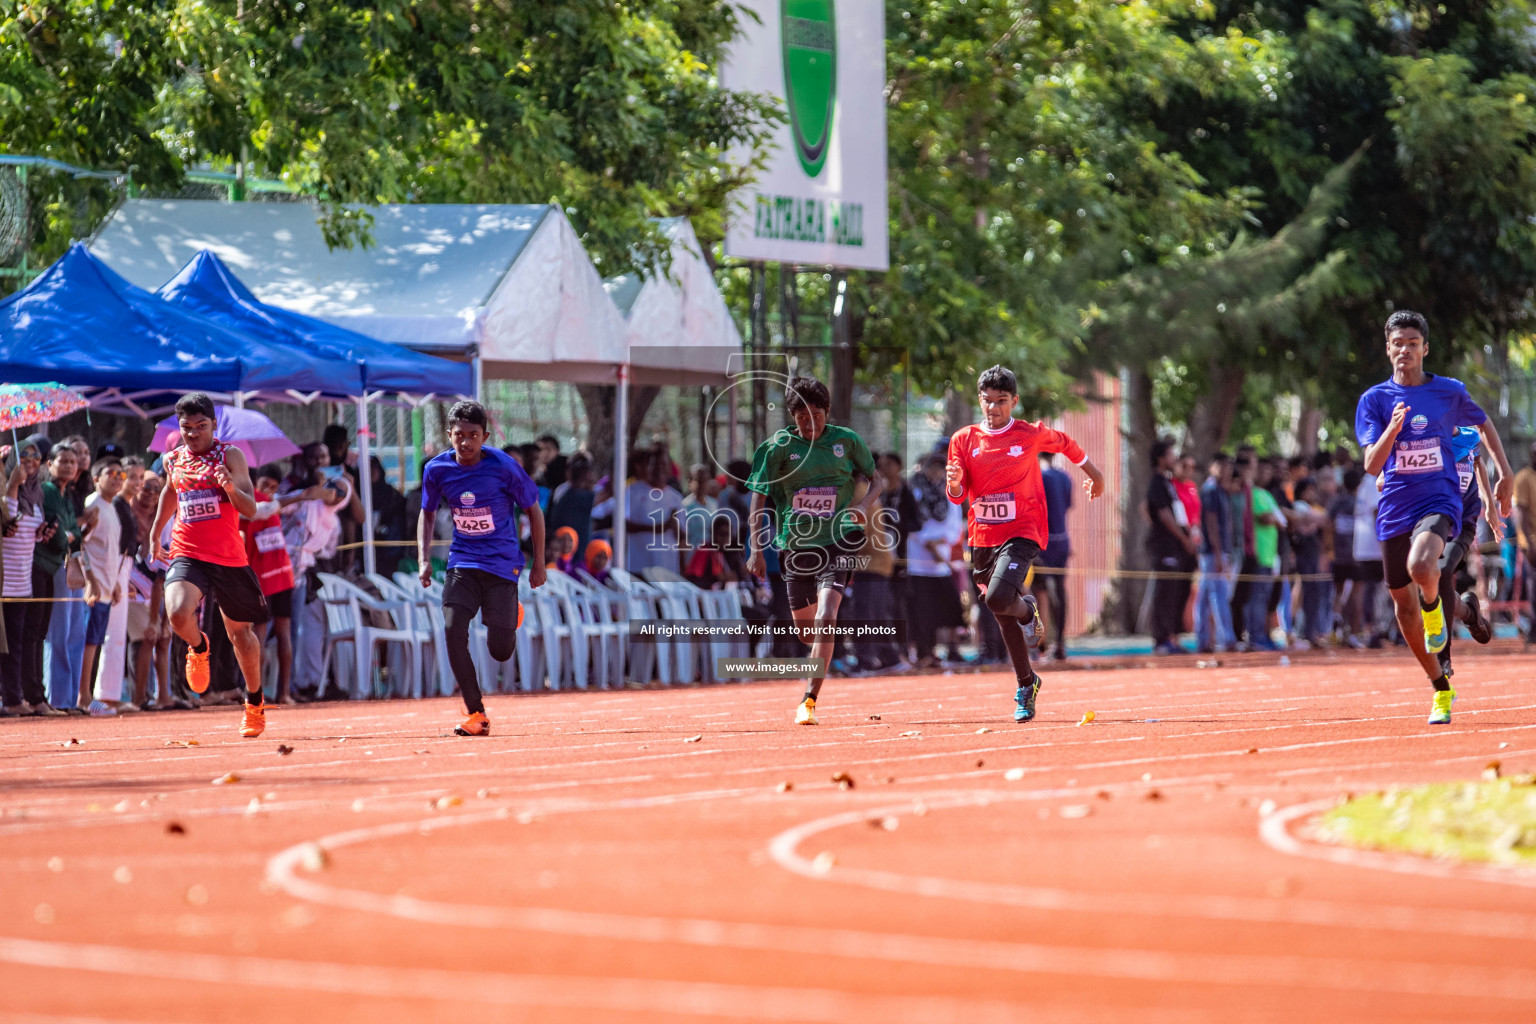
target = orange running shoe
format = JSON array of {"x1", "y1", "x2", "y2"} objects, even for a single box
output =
[
  {"x1": 454, "y1": 711, "x2": 490, "y2": 737},
  {"x1": 240, "y1": 701, "x2": 266, "y2": 739},
  {"x1": 518, "y1": 602, "x2": 524, "y2": 628},
  {"x1": 186, "y1": 634, "x2": 212, "y2": 694}
]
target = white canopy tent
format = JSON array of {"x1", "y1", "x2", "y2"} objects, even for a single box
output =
[
  {"x1": 92, "y1": 201, "x2": 744, "y2": 570},
  {"x1": 603, "y1": 217, "x2": 745, "y2": 563},
  {"x1": 92, "y1": 199, "x2": 633, "y2": 573}
]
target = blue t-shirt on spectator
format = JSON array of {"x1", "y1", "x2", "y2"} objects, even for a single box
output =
[
  {"x1": 1199, "y1": 476, "x2": 1230, "y2": 556},
  {"x1": 420, "y1": 445, "x2": 539, "y2": 581},
  {"x1": 1355, "y1": 374, "x2": 1486, "y2": 541},
  {"x1": 1041, "y1": 465, "x2": 1073, "y2": 548}
]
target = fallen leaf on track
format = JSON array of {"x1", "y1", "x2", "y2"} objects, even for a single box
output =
[
  {"x1": 1077, "y1": 711, "x2": 1096, "y2": 726},
  {"x1": 276, "y1": 745, "x2": 294, "y2": 756},
  {"x1": 165, "y1": 822, "x2": 186, "y2": 835},
  {"x1": 1144, "y1": 789, "x2": 1164, "y2": 802},
  {"x1": 775, "y1": 781, "x2": 793, "y2": 793},
  {"x1": 476, "y1": 788, "x2": 498, "y2": 800},
  {"x1": 163, "y1": 739, "x2": 199, "y2": 747},
  {"x1": 899, "y1": 730, "x2": 921, "y2": 738},
  {"x1": 867, "y1": 715, "x2": 882, "y2": 721},
  {"x1": 975, "y1": 727, "x2": 991, "y2": 734},
  {"x1": 212, "y1": 773, "x2": 240, "y2": 786},
  {"x1": 830, "y1": 771, "x2": 855, "y2": 790},
  {"x1": 1484, "y1": 761, "x2": 1502, "y2": 780},
  {"x1": 1059, "y1": 805, "x2": 1092, "y2": 819},
  {"x1": 62, "y1": 738, "x2": 81, "y2": 747},
  {"x1": 868, "y1": 816, "x2": 899, "y2": 831},
  {"x1": 683, "y1": 735, "x2": 702, "y2": 743},
  {"x1": 1246, "y1": 748, "x2": 1259, "y2": 754},
  {"x1": 435, "y1": 796, "x2": 463, "y2": 810},
  {"x1": 811, "y1": 851, "x2": 836, "y2": 874},
  {"x1": 1004, "y1": 768, "x2": 1025, "y2": 781}
]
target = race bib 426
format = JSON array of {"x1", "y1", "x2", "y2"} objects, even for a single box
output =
[
  {"x1": 452, "y1": 506, "x2": 495, "y2": 536},
  {"x1": 1393, "y1": 439, "x2": 1444, "y2": 475}
]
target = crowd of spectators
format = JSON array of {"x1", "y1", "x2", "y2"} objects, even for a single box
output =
[
  {"x1": 12, "y1": 416, "x2": 1536, "y2": 715},
  {"x1": 1145, "y1": 437, "x2": 1536, "y2": 654}
]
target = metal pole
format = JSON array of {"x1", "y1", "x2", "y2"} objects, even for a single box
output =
[
  {"x1": 357, "y1": 395, "x2": 377, "y2": 577},
  {"x1": 749, "y1": 263, "x2": 767, "y2": 441},
  {"x1": 613, "y1": 364, "x2": 630, "y2": 570},
  {"x1": 830, "y1": 271, "x2": 853, "y2": 422},
  {"x1": 395, "y1": 403, "x2": 408, "y2": 490}
]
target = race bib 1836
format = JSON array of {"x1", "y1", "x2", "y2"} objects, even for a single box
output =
[
  {"x1": 452, "y1": 506, "x2": 495, "y2": 536},
  {"x1": 791, "y1": 486, "x2": 837, "y2": 518},
  {"x1": 1393, "y1": 439, "x2": 1445, "y2": 475},
  {"x1": 178, "y1": 488, "x2": 222, "y2": 523},
  {"x1": 974, "y1": 492, "x2": 1018, "y2": 524}
]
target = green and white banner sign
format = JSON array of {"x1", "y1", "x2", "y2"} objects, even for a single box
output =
[{"x1": 722, "y1": 0, "x2": 888, "y2": 271}]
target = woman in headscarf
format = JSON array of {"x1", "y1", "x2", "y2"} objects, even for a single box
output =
[
  {"x1": 1, "y1": 438, "x2": 52, "y2": 714},
  {"x1": 584, "y1": 539, "x2": 613, "y2": 586}
]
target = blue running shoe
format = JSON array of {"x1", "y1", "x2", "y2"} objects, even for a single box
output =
[{"x1": 1014, "y1": 673, "x2": 1042, "y2": 723}]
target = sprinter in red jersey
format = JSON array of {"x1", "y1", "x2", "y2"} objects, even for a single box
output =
[
  {"x1": 146, "y1": 393, "x2": 270, "y2": 737},
  {"x1": 947, "y1": 366, "x2": 1105, "y2": 723}
]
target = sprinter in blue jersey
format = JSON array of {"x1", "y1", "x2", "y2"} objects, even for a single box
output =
[
  {"x1": 418, "y1": 400, "x2": 545, "y2": 736},
  {"x1": 1432, "y1": 426, "x2": 1498, "y2": 680},
  {"x1": 1356, "y1": 311, "x2": 1513, "y2": 725}
]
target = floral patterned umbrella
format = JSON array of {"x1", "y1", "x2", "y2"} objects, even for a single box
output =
[{"x1": 0, "y1": 382, "x2": 89, "y2": 433}]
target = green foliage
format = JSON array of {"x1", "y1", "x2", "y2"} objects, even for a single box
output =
[
  {"x1": 854, "y1": 0, "x2": 1282, "y2": 416},
  {"x1": 0, "y1": 1, "x2": 779, "y2": 278}
]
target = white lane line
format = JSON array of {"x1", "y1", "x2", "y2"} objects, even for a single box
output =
[
  {"x1": 0, "y1": 936, "x2": 1037, "y2": 1024},
  {"x1": 763, "y1": 794, "x2": 1536, "y2": 941},
  {"x1": 251, "y1": 803, "x2": 1536, "y2": 999},
  {"x1": 1258, "y1": 799, "x2": 1536, "y2": 890}
]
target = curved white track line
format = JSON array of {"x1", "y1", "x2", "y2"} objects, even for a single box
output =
[
  {"x1": 765, "y1": 793, "x2": 1536, "y2": 940},
  {"x1": 1259, "y1": 799, "x2": 1536, "y2": 890},
  {"x1": 252, "y1": 799, "x2": 1536, "y2": 1000}
]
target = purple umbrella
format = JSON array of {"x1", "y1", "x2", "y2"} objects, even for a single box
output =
[{"x1": 150, "y1": 406, "x2": 301, "y2": 466}]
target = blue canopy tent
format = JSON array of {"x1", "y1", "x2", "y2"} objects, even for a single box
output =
[
  {"x1": 0, "y1": 244, "x2": 366, "y2": 414},
  {"x1": 158, "y1": 251, "x2": 473, "y2": 399}
]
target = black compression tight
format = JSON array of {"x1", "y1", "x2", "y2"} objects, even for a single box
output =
[
  {"x1": 443, "y1": 605, "x2": 517, "y2": 715},
  {"x1": 982, "y1": 577, "x2": 1034, "y2": 684}
]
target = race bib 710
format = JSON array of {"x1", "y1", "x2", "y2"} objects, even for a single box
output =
[
  {"x1": 1393, "y1": 439, "x2": 1444, "y2": 475},
  {"x1": 974, "y1": 492, "x2": 1017, "y2": 524}
]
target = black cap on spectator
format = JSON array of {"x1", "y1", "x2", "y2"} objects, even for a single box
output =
[{"x1": 95, "y1": 441, "x2": 125, "y2": 461}]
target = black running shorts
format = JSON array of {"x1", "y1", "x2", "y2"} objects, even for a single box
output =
[
  {"x1": 166, "y1": 557, "x2": 270, "y2": 624},
  {"x1": 1381, "y1": 513, "x2": 1457, "y2": 591},
  {"x1": 969, "y1": 536, "x2": 1041, "y2": 602},
  {"x1": 782, "y1": 529, "x2": 865, "y2": 611},
  {"x1": 442, "y1": 566, "x2": 521, "y2": 630}
]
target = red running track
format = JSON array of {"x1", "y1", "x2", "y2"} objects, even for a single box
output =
[{"x1": 0, "y1": 654, "x2": 1534, "y2": 1023}]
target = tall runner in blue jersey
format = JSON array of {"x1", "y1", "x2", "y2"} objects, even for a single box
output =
[
  {"x1": 1434, "y1": 426, "x2": 1498, "y2": 678},
  {"x1": 1355, "y1": 311, "x2": 1513, "y2": 725},
  {"x1": 418, "y1": 401, "x2": 545, "y2": 736}
]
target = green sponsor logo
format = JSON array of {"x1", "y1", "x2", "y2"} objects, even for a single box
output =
[{"x1": 781, "y1": 0, "x2": 836, "y2": 178}]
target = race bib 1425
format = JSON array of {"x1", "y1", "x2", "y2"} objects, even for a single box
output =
[{"x1": 1393, "y1": 439, "x2": 1445, "y2": 475}]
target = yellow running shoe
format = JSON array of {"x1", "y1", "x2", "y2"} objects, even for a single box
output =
[
  {"x1": 1421, "y1": 598, "x2": 1449, "y2": 654},
  {"x1": 239, "y1": 701, "x2": 266, "y2": 739},
  {"x1": 794, "y1": 697, "x2": 818, "y2": 726},
  {"x1": 186, "y1": 634, "x2": 212, "y2": 694},
  {"x1": 1428, "y1": 689, "x2": 1456, "y2": 725}
]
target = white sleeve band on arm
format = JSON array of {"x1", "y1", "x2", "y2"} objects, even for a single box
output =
[{"x1": 1073, "y1": 453, "x2": 1088, "y2": 467}]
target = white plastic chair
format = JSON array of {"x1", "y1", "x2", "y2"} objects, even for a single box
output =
[{"x1": 316, "y1": 574, "x2": 420, "y2": 699}]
